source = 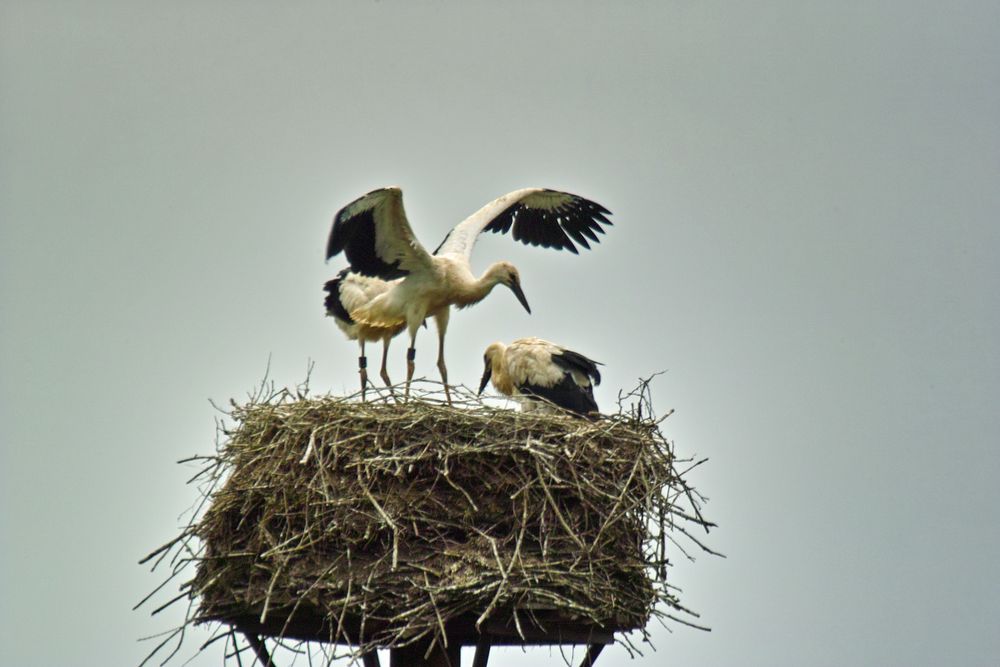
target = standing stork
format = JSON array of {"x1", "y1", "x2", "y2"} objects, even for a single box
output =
[
  {"x1": 325, "y1": 187, "x2": 612, "y2": 403},
  {"x1": 478, "y1": 337, "x2": 603, "y2": 419},
  {"x1": 323, "y1": 268, "x2": 406, "y2": 400}
]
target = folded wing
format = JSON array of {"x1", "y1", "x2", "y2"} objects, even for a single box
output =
[{"x1": 506, "y1": 338, "x2": 603, "y2": 419}]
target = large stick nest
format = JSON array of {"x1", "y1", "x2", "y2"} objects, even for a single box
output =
[{"x1": 139, "y1": 380, "x2": 714, "y2": 665}]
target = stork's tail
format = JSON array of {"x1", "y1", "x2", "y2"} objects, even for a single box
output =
[{"x1": 323, "y1": 269, "x2": 354, "y2": 324}]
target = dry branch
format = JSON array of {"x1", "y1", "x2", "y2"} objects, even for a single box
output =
[{"x1": 139, "y1": 380, "x2": 714, "y2": 665}]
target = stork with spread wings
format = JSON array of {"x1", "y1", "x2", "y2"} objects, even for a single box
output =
[{"x1": 325, "y1": 186, "x2": 612, "y2": 403}]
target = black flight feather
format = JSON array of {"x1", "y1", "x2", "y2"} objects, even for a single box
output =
[
  {"x1": 550, "y1": 349, "x2": 603, "y2": 386},
  {"x1": 326, "y1": 198, "x2": 408, "y2": 280},
  {"x1": 482, "y1": 191, "x2": 612, "y2": 254},
  {"x1": 519, "y1": 375, "x2": 600, "y2": 419}
]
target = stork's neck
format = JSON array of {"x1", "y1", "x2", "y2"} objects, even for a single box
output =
[
  {"x1": 453, "y1": 264, "x2": 505, "y2": 308},
  {"x1": 491, "y1": 353, "x2": 515, "y2": 396}
]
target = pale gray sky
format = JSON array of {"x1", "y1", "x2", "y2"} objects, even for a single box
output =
[{"x1": 2, "y1": 1, "x2": 999, "y2": 666}]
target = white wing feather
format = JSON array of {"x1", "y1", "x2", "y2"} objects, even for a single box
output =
[
  {"x1": 331, "y1": 187, "x2": 436, "y2": 276},
  {"x1": 435, "y1": 188, "x2": 581, "y2": 258}
]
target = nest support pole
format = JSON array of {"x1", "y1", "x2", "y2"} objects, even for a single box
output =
[
  {"x1": 471, "y1": 634, "x2": 491, "y2": 667},
  {"x1": 235, "y1": 633, "x2": 605, "y2": 667},
  {"x1": 389, "y1": 638, "x2": 461, "y2": 667},
  {"x1": 241, "y1": 631, "x2": 275, "y2": 667},
  {"x1": 384, "y1": 634, "x2": 603, "y2": 667},
  {"x1": 578, "y1": 643, "x2": 605, "y2": 667},
  {"x1": 241, "y1": 630, "x2": 380, "y2": 667},
  {"x1": 234, "y1": 633, "x2": 605, "y2": 667}
]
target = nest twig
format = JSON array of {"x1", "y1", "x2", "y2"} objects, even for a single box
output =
[{"x1": 138, "y1": 377, "x2": 715, "y2": 665}]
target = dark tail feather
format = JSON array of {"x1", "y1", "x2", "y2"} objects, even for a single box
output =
[
  {"x1": 551, "y1": 348, "x2": 603, "y2": 386},
  {"x1": 323, "y1": 269, "x2": 353, "y2": 323}
]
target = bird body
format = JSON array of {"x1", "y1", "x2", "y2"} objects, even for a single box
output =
[
  {"x1": 323, "y1": 269, "x2": 405, "y2": 397},
  {"x1": 326, "y1": 186, "x2": 612, "y2": 402},
  {"x1": 479, "y1": 337, "x2": 602, "y2": 418},
  {"x1": 350, "y1": 257, "x2": 518, "y2": 327},
  {"x1": 325, "y1": 269, "x2": 403, "y2": 340}
]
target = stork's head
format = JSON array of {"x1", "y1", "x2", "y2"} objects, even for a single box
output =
[
  {"x1": 490, "y1": 261, "x2": 531, "y2": 314},
  {"x1": 478, "y1": 341, "x2": 507, "y2": 395}
]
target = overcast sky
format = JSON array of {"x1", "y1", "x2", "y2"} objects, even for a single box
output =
[{"x1": 2, "y1": 1, "x2": 999, "y2": 666}]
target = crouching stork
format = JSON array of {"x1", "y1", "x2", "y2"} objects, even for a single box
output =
[
  {"x1": 325, "y1": 186, "x2": 613, "y2": 404},
  {"x1": 478, "y1": 337, "x2": 603, "y2": 419}
]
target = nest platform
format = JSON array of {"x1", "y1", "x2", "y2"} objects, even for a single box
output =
[{"x1": 140, "y1": 382, "x2": 712, "y2": 666}]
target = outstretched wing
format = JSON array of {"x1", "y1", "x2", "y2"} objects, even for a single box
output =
[
  {"x1": 433, "y1": 188, "x2": 612, "y2": 259},
  {"x1": 326, "y1": 187, "x2": 435, "y2": 279}
]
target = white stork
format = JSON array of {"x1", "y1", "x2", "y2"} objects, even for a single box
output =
[
  {"x1": 325, "y1": 187, "x2": 612, "y2": 403},
  {"x1": 478, "y1": 337, "x2": 602, "y2": 419},
  {"x1": 323, "y1": 268, "x2": 406, "y2": 399}
]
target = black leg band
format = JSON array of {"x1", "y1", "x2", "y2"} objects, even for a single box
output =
[
  {"x1": 407, "y1": 347, "x2": 416, "y2": 361},
  {"x1": 358, "y1": 356, "x2": 367, "y2": 369}
]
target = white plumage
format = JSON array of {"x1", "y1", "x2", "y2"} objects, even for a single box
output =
[
  {"x1": 323, "y1": 269, "x2": 405, "y2": 399},
  {"x1": 478, "y1": 337, "x2": 602, "y2": 419},
  {"x1": 325, "y1": 187, "x2": 612, "y2": 403}
]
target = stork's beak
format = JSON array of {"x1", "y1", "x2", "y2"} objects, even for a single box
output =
[
  {"x1": 478, "y1": 363, "x2": 493, "y2": 395},
  {"x1": 509, "y1": 281, "x2": 531, "y2": 314}
]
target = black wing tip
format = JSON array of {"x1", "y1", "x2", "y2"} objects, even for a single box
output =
[
  {"x1": 326, "y1": 207, "x2": 356, "y2": 261},
  {"x1": 349, "y1": 263, "x2": 408, "y2": 280},
  {"x1": 326, "y1": 185, "x2": 397, "y2": 255},
  {"x1": 326, "y1": 223, "x2": 342, "y2": 261},
  {"x1": 547, "y1": 189, "x2": 612, "y2": 215},
  {"x1": 592, "y1": 201, "x2": 612, "y2": 217},
  {"x1": 328, "y1": 204, "x2": 410, "y2": 280},
  {"x1": 515, "y1": 195, "x2": 613, "y2": 253},
  {"x1": 481, "y1": 191, "x2": 612, "y2": 254},
  {"x1": 552, "y1": 349, "x2": 602, "y2": 385},
  {"x1": 432, "y1": 230, "x2": 452, "y2": 256}
]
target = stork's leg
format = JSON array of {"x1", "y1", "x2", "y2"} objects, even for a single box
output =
[
  {"x1": 405, "y1": 347, "x2": 416, "y2": 401},
  {"x1": 404, "y1": 324, "x2": 420, "y2": 402},
  {"x1": 358, "y1": 341, "x2": 368, "y2": 401},
  {"x1": 434, "y1": 310, "x2": 451, "y2": 405},
  {"x1": 379, "y1": 338, "x2": 393, "y2": 388}
]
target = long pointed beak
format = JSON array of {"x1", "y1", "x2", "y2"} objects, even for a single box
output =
[
  {"x1": 510, "y1": 281, "x2": 531, "y2": 314},
  {"x1": 478, "y1": 364, "x2": 493, "y2": 395}
]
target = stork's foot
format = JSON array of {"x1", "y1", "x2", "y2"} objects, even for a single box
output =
[
  {"x1": 437, "y1": 361, "x2": 452, "y2": 405},
  {"x1": 379, "y1": 369, "x2": 398, "y2": 401}
]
